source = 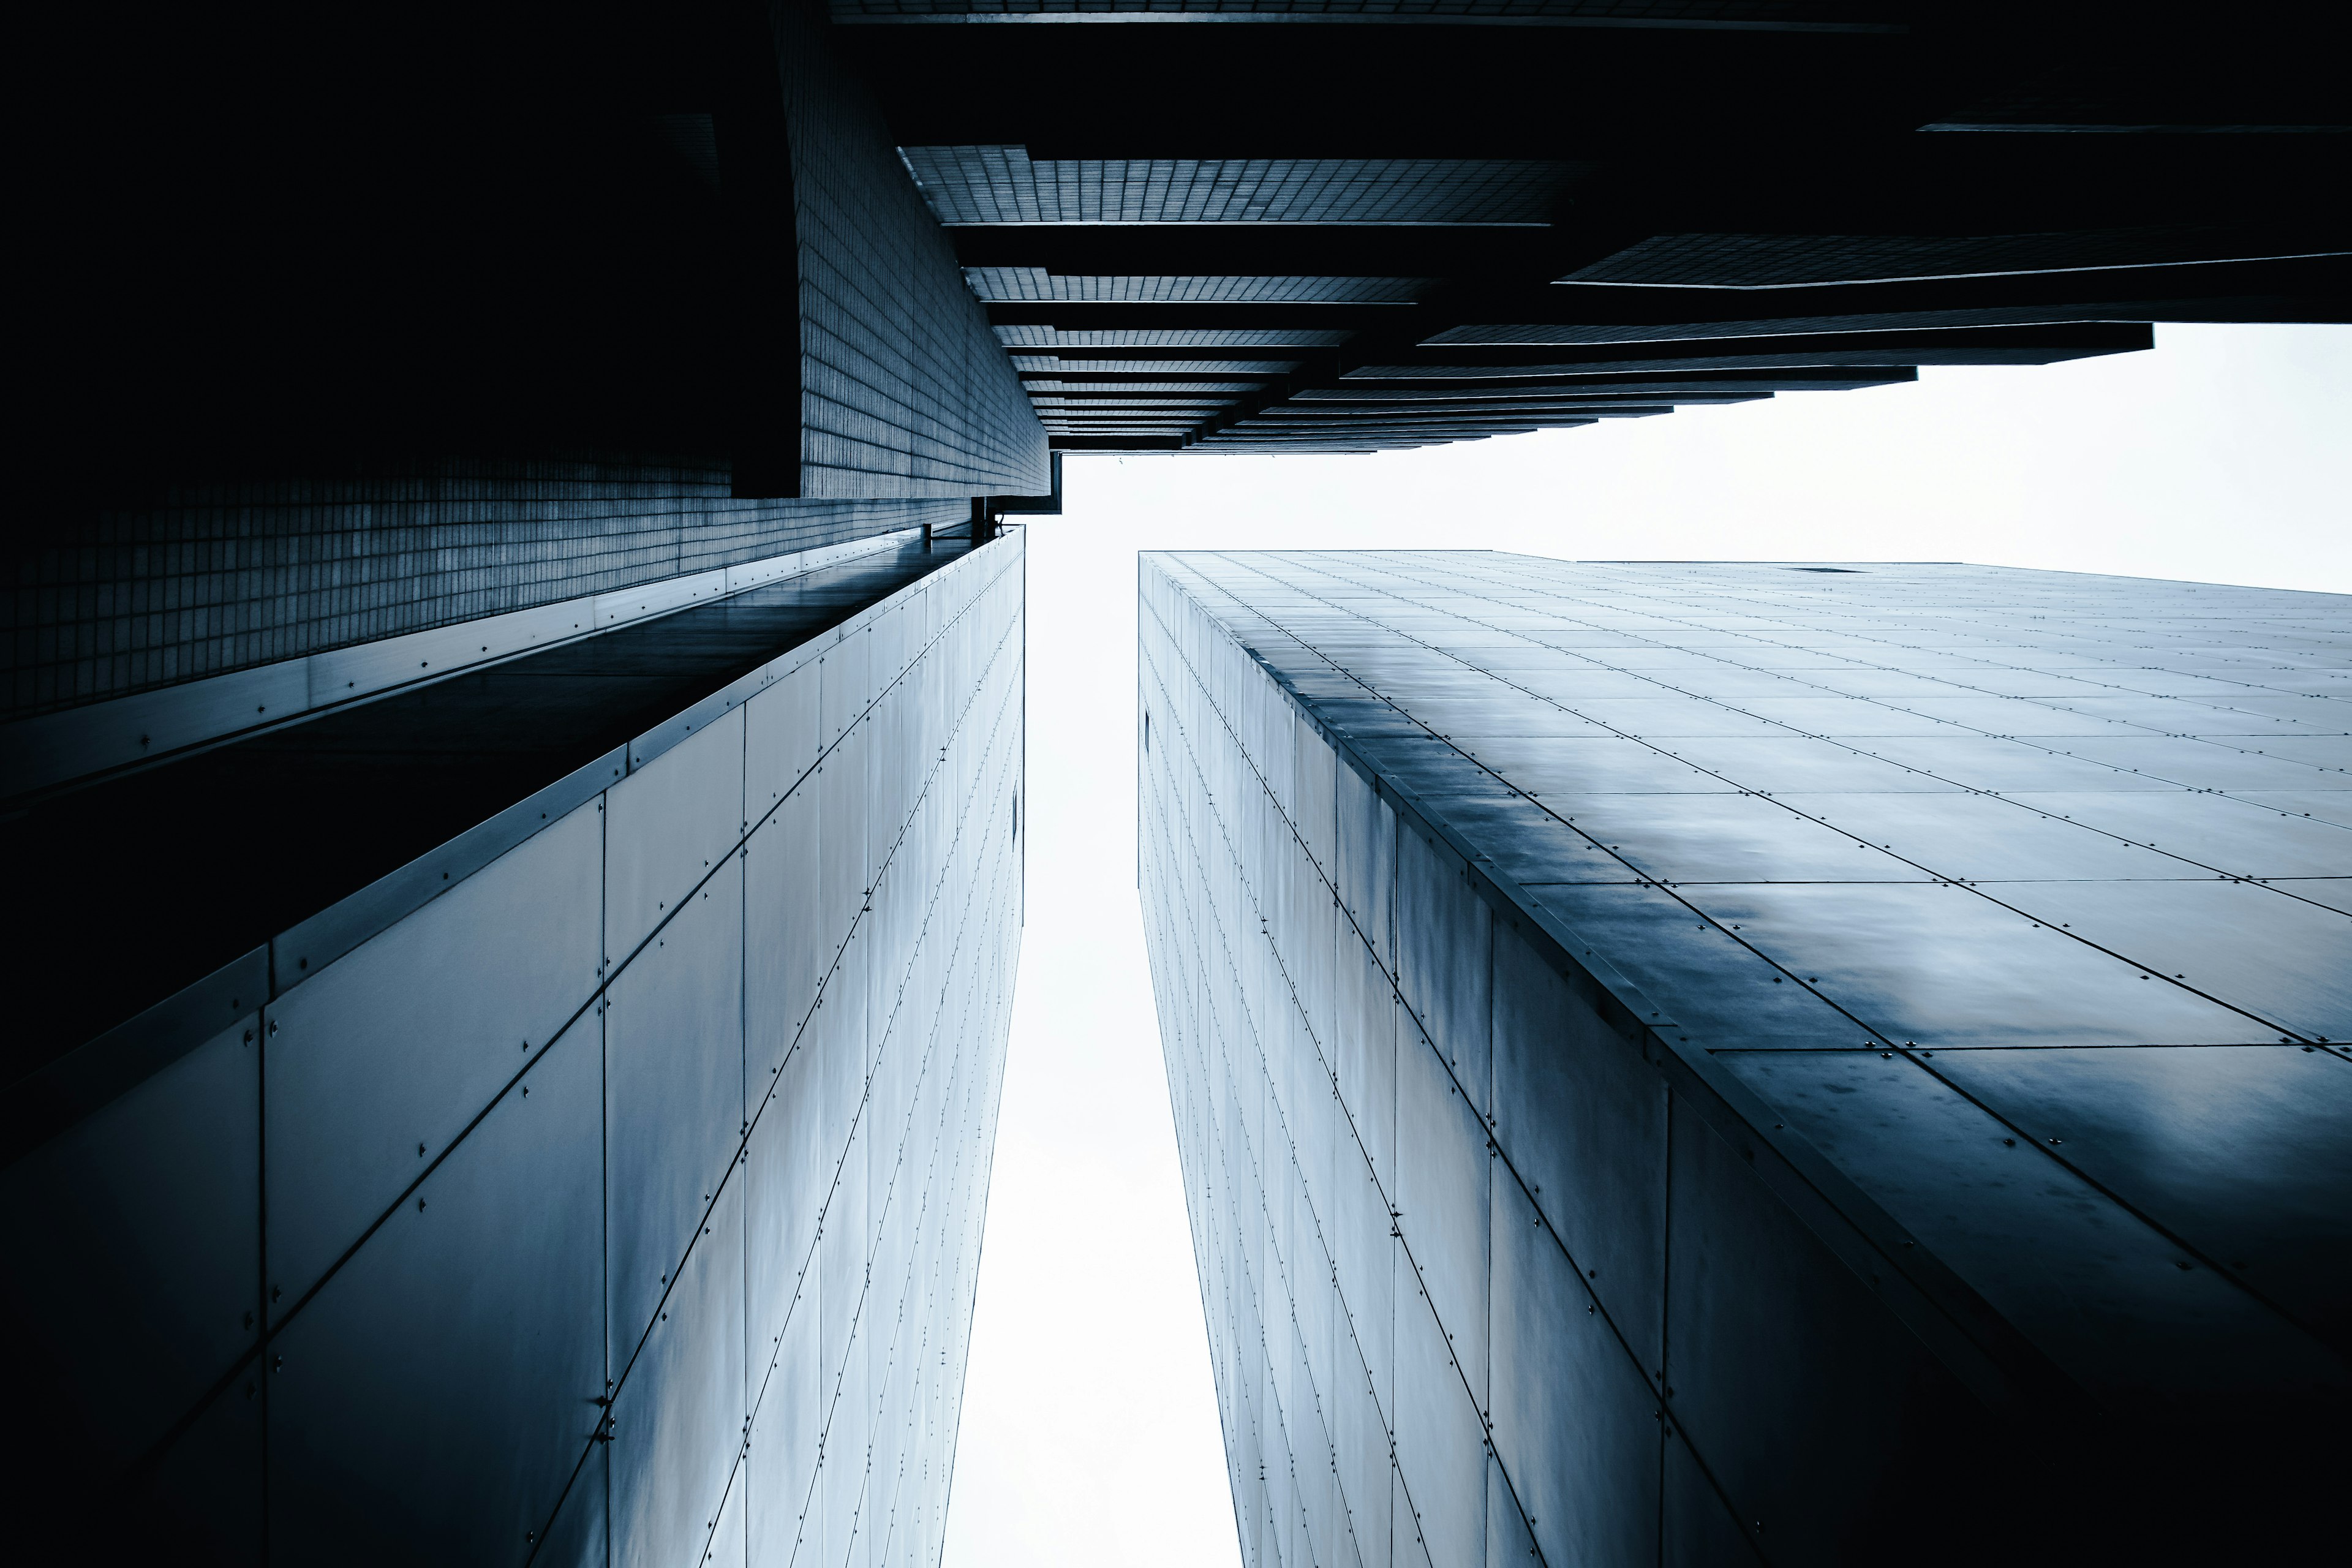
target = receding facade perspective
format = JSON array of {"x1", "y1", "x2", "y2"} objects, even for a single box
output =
[
  {"x1": 1137, "y1": 552, "x2": 2350, "y2": 1566},
  {"x1": 6, "y1": 0, "x2": 2348, "y2": 1562},
  {"x1": 6, "y1": 533, "x2": 1025, "y2": 1565}
]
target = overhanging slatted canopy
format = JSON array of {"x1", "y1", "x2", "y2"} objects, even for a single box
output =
[{"x1": 834, "y1": 2, "x2": 2351, "y2": 453}]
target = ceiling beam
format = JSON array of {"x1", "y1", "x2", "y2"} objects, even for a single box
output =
[
  {"x1": 987, "y1": 303, "x2": 1412, "y2": 331},
  {"x1": 952, "y1": 224, "x2": 1562, "y2": 277},
  {"x1": 984, "y1": 257, "x2": 2349, "y2": 337},
  {"x1": 1016, "y1": 360, "x2": 1910, "y2": 390},
  {"x1": 964, "y1": 242, "x2": 2350, "y2": 318}
]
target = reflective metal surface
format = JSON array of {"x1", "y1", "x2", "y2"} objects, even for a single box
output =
[
  {"x1": 265, "y1": 805, "x2": 604, "y2": 1320},
  {"x1": 1, "y1": 535, "x2": 984, "y2": 1077},
  {"x1": 1139, "y1": 553, "x2": 2351, "y2": 1566},
  {"x1": 0, "y1": 1014, "x2": 262, "y2": 1556},
  {"x1": 2, "y1": 532, "x2": 1026, "y2": 1564},
  {"x1": 269, "y1": 1019, "x2": 604, "y2": 1564}
]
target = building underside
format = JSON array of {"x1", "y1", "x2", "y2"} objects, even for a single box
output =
[
  {"x1": 832, "y1": 2, "x2": 2351, "y2": 452},
  {"x1": 18, "y1": 4, "x2": 2350, "y2": 526},
  {"x1": 3, "y1": 4, "x2": 2347, "y2": 1564}
]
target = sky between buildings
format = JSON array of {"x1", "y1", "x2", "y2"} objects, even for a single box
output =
[{"x1": 942, "y1": 324, "x2": 2352, "y2": 1568}]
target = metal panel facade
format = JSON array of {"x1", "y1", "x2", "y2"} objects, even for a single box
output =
[
  {"x1": 1137, "y1": 551, "x2": 2350, "y2": 1565},
  {"x1": 1, "y1": 534, "x2": 1026, "y2": 1566}
]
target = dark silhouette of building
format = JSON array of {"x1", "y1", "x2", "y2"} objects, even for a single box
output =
[
  {"x1": 5, "y1": 3, "x2": 2347, "y2": 1562},
  {"x1": 1138, "y1": 551, "x2": 2350, "y2": 1567},
  {"x1": 835, "y1": 2, "x2": 2350, "y2": 452},
  {"x1": 15, "y1": 2, "x2": 2347, "y2": 725}
]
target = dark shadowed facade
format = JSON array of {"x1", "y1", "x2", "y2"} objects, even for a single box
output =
[
  {"x1": 834, "y1": 2, "x2": 2350, "y2": 454},
  {"x1": 6, "y1": 2, "x2": 2348, "y2": 1564},
  {"x1": 1137, "y1": 551, "x2": 2348, "y2": 1566}
]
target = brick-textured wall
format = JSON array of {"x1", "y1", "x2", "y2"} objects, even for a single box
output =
[
  {"x1": 902, "y1": 148, "x2": 1582, "y2": 225},
  {"x1": 2, "y1": 458, "x2": 962, "y2": 721},
  {"x1": 780, "y1": 4, "x2": 1050, "y2": 497},
  {"x1": 7, "y1": 7, "x2": 1046, "y2": 723}
]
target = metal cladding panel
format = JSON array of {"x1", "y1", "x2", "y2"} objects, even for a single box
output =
[
  {"x1": 1955, "y1": 877, "x2": 2351, "y2": 1039},
  {"x1": 1632, "y1": 881, "x2": 2263, "y2": 1049},
  {"x1": 746, "y1": 660, "x2": 822, "y2": 819},
  {"x1": 1139, "y1": 551, "x2": 2352, "y2": 1564},
  {"x1": 1490, "y1": 918, "x2": 1667, "y2": 1374},
  {"x1": 820, "y1": 1023, "x2": 871, "y2": 1375},
  {"x1": 748, "y1": 1024, "x2": 829, "y2": 1378},
  {"x1": 1523, "y1": 880, "x2": 1901, "y2": 1049},
  {"x1": 269, "y1": 1023, "x2": 603, "y2": 1564},
  {"x1": 1393, "y1": 1285, "x2": 1483, "y2": 1568},
  {"x1": 2003, "y1": 789, "x2": 2352, "y2": 877},
  {"x1": 821, "y1": 623, "x2": 876, "y2": 747},
  {"x1": 822, "y1": 1219, "x2": 869, "y2": 1565},
  {"x1": 1489, "y1": 1174, "x2": 1659, "y2": 1568},
  {"x1": 821, "y1": 728, "x2": 875, "y2": 946},
  {"x1": 1663, "y1": 1092, "x2": 2007, "y2": 1564},
  {"x1": 710, "y1": 1469, "x2": 747, "y2": 1568},
  {"x1": 1395, "y1": 826, "x2": 1491, "y2": 1115},
  {"x1": 266, "y1": 804, "x2": 603, "y2": 1317},
  {"x1": 1709, "y1": 1049, "x2": 2346, "y2": 1424},
  {"x1": 608, "y1": 859, "x2": 748, "y2": 1371},
  {"x1": 745, "y1": 786, "x2": 826, "y2": 1085},
  {"x1": 1333, "y1": 930, "x2": 1396, "y2": 1188},
  {"x1": 134, "y1": 1374, "x2": 266, "y2": 1561},
  {"x1": 5, "y1": 532, "x2": 1025, "y2": 1562},
  {"x1": 747, "y1": 1280, "x2": 823, "y2": 1567},
  {"x1": 1661, "y1": 1429, "x2": 1757, "y2": 1568},
  {"x1": 1334, "y1": 760, "x2": 1392, "y2": 969},
  {"x1": 534, "y1": 1441, "x2": 609, "y2": 1568},
  {"x1": 1333, "y1": 1142, "x2": 1395, "y2": 1419},
  {"x1": 605, "y1": 706, "x2": 748, "y2": 963},
  {"x1": 0, "y1": 1012, "x2": 261, "y2": 1540},
  {"x1": 1392, "y1": 1025, "x2": 1488, "y2": 1411},
  {"x1": 1916, "y1": 1046, "x2": 2352, "y2": 1362},
  {"x1": 1332, "y1": 1340, "x2": 1391, "y2": 1568},
  {"x1": 612, "y1": 1174, "x2": 747, "y2": 1568},
  {"x1": 1483, "y1": 1454, "x2": 1540, "y2": 1568}
]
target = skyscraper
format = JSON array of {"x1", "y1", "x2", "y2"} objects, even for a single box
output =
[
  {"x1": 1138, "y1": 551, "x2": 2348, "y2": 1565},
  {"x1": 6, "y1": 1, "x2": 2347, "y2": 1559},
  {"x1": 3, "y1": 532, "x2": 1025, "y2": 1564}
]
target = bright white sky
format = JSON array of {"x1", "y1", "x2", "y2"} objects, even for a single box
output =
[{"x1": 938, "y1": 324, "x2": 2352, "y2": 1567}]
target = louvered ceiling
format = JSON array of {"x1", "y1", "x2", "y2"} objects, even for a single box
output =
[{"x1": 835, "y1": 3, "x2": 2352, "y2": 453}]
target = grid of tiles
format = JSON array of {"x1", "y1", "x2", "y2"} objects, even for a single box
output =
[
  {"x1": 1012, "y1": 358, "x2": 1302, "y2": 374},
  {"x1": 964, "y1": 270, "x2": 1430, "y2": 303},
  {"x1": 1025, "y1": 380, "x2": 1268, "y2": 393},
  {"x1": 0, "y1": 536, "x2": 1027, "y2": 1566},
  {"x1": 903, "y1": 150, "x2": 1578, "y2": 227},
  {"x1": 994, "y1": 327, "x2": 1352, "y2": 349},
  {"x1": 1139, "y1": 551, "x2": 2350, "y2": 1565},
  {"x1": 782, "y1": 8, "x2": 1049, "y2": 497},
  {"x1": 2, "y1": 466, "x2": 963, "y2": 722}
]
